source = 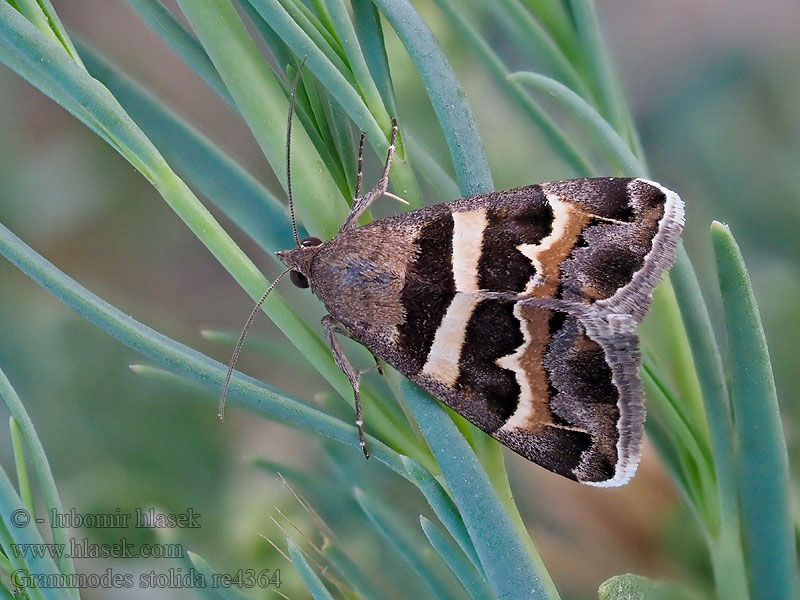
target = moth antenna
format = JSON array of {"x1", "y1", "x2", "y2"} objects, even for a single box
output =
[
  {"x1": 287, "y1": 56, "x2": 308, "y2": 248},
  {"x1": 218, "y1": 267, "x2": 293, "y2": 421}
]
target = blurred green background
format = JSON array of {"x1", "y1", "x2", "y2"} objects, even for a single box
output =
[{"x1": 0, "y1": 1, "x2": 798, "y2": 598}]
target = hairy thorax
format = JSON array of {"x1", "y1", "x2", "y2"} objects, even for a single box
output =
[{"x1": 310, "y1": 222, "x2": 418, "y2": 341}]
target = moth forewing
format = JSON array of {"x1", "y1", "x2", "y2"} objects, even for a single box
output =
[{"x1": 276, "y1": 176, "x2": 683, "y2": 486}]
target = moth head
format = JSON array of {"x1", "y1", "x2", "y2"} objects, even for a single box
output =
[{"x1": 276, "y1": 235, "x2": 323, "y2": 289}]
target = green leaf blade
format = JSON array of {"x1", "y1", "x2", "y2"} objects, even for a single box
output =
[
  {"x1": 186, "y1": 552, "x2": 250, "y2": 600},
  {"x1": 126, "y1": 0, "x2": 235, "y2": 106},
  {"x1": 175, "y1": 0, "x2": 348, "y2": 238},
  {"x1": 78, "y1": 42, "x2": 297, "y2": 253},
  {"x1": 354, "y1": 488, "x2": 464, "y2": 599},
  {"x1": 419, "y1": 515, "x2": 494, "y2": 600},
  {"x1": 509, "y1": 70, "x2": 645, "y2": 175},
  {"x1": 0, "y1": 222, "x2": 418, "y2": 478},
  {"x1": 400, "y1": 380, "x2": 559, "y2": 600},
  {"x1": 712, "y1": 221, "x2": 797, "y2": 600},
  {"x1": 0, "y1": 369, "x2": 79, "y2": 600},
  {"x1": 370, "y1": 0, "x2": 493, "y2": 197},
  {"x1": 430, "y1": 0, "x2": 595, "y2": 177},
  {"x1": 287, "y1": 539, "x2": 335, "y2": 600}
]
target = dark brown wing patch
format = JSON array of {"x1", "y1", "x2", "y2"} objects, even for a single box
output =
[
  {"x1": 455, "y1": 299, "x2": 523, "y2": 428},
  {"x1": 397, "y1": 213, "x2": 455, "y2": 371},
  {"x1": 477, "y1": 188, "x2": 552, "y2": 292}
]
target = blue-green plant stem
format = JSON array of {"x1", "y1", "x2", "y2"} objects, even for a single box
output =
[
  {"x1": 370, "y1": 0, "x2": 494, "y2": 197},
  {"x1": 320, "y1": 0, "x2": 421, "y2": 201},
  {"x1": 646, "y1": 280, "x2": 711, "y2": 460},
  {"x1": 77, "y1": 42, "x2": 298, "y2": 253},
  {"x1": 519, "y1": 0, "x2": 577, "y2": 63},
  {"x1": 642, "y1": 364, "x2": 715, "y2": 528},
  {"x1": 242, "y1": 0, "x2": 380, "y2": 144},
  {"x1": 489, "y1": 0, "x2": 592, "y2": 100},
  {"x1": 4, "y1": 2, "x2": 421, "y2": 447},
  {"x1": 288, "y1": 539, "x2": 336, "y2": 599},
  {"x1": 0, "y1": 568, "x2": 15, "y2": 599},
  {"x1": 401, "y1": 456, "x2": 482, "y2": 573},
  {"x1": 0, "y1": 473, "x2": 50, "y2": 600},
  {"x1": 0, "y1": 369, "x2": 79, "y2": 599},
  {"x1": 419, "y1": 516, "x2": 494, "y2": 600},
  {"x1": 712, "y1": 221, "x2": 797, "y2": 600},
  {"x1": 326, "y1": 97, "x2": 359, "y2": 196},
  {"x1": 278, "y1": 0, "x2": 348, "y2": 67},
  {"x1": 307, "y1": 0, "x2": 337, "y2": 38},
  {"x1": 12, "y1": 0, "x2": 57, "y2": 43},
  {"x1": 12, "y1": 0, "x2": 83, "y2": 67},
  {"x1": 670, "y1": 245, "x2": 748, "y2": 599},
  {"x1": 322, "y1": 0, "x2": 386, "y2": 117},
  {"x1": 78, "y1": 44, "x2": 425, "y2": 436},
  {"x1": 245, "y1": 0, "x2": 423, "y2": 206},
  {"x1": 125, "y1": 0, "x2": 236, "y2": 106},
  {"x1": 509, "y1": 71, "x2": 646, "y2": 175},
  {"x1": 56, "y1": 4, "x2": 425, "y2": 458},
  {"x1": 9, "y1": 417, "x2": 34, "y2": 515},
  {"x1": 174, "y1": 0, "x2": 349, "y2": 237},
  {"x1": 186, "y1": 552, "x2": 250, "y2": 600},
  {"x1": 432, "y1": 0, "x2": 596, "y2": 177},
  {"x1": 322, "y1": 542, "x2": 393, "y2": 600},
  {"x1": 350, "y1": 0, "x2": 398, "y2": 117},
  {"x1": 645, "y1": 415, "x2": 692, "y2": 502},
  {"x1": 0, "y1": 529, "x2": 16, "y2": 575},
  {"x1": 566, "y1": 0, "x2": 646, "y2": 165},
  {"x1": 405, "y1": 133, "x2": 461, "y2": 200},
  {"x1": 354, "y1": 488, "x2": 464, "y2": 598},
  {"x1": 245, "y1": 11, "x2": 354, "y2": 198},
  {"x1": 298, "y1": 65, "x2": 339, "y2": 149},
  {"x1": 402, "y1": 381, "x2": 558, "y2": 600},
  {"x1": 0, "y1": 221, "x2": 443, "y2": 477}
]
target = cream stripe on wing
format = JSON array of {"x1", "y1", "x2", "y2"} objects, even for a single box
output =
[
  {"x1": 451, "y1": 209, "x2": 487, "y2": 291},
  {"x1": 422, "y1": 294, "x2": 481, "y2": 385},
  {"x1": 422, "y1": 209, "x2": 487, "y2": 386}
]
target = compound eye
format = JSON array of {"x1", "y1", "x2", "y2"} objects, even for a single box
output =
[
  {"x1": 290, "y1": 270, "x2": 310, "y2": 289},
  {"x1": 300, "y1": 236, "x2": 322, "y2": 247}
]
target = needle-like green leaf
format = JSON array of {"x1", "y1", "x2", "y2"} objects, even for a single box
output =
[
  {"x1": 125, "y1": 0, "x2": 235, "y2": 106},
  {"x1": 288, "y1": 539, "x2": 335, "y2": 599},
  {"x1": 78, "y1": 42, "x2": 296, "y2": 253},
  {"x1": 186, "y1": 552, "x2": 251, "y2": 600},
  {"x1": 712, "y1": 221, "x2": 796, "y2": 600},
  {"x1": 431, "y1": 0, "x2": 595, "y2": 177},
  {"x1": 509, "y1": 70, "x2": 645, "y2": 175},
  {"x1": 370, "y1": 0, "x2": 493, "y2": 197},
  {"x1": 420, "y1": 515, "x2": 494, "y2": 600},
  {"x1": 354, "y1": 488, "x2": 464, "y2": 599},
  {"x1": 401, "y1": 380, "x2": 559, "y2": 600},
  {"x1": 175, "y1": 0, "x2": 349, "y2": 238},
  {"x1": 0, "y1": 369, "x2": 79, "y2": 600}
]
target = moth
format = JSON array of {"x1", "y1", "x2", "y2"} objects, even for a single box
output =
[{"x1": 220, "y1": 68, "x2": 684, "y2": 487}]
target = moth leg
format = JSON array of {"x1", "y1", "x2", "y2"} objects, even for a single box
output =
[
  {"x1": 371, "y1": 352, "x2": 385, "y2": 376},
  {"x1": 356, "y1": 131, "x2": 365, "y2": 198},
  {"x1": 340, "y1": 119, "x2": 399, "y2": 231},
  {"x1": 322, "y1": 315, "x2": 370, "y2": 459}
]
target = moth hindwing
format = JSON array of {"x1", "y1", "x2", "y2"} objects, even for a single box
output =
[{"x1": 277, "y1": 170, "x2": 684, "y2": 487}]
